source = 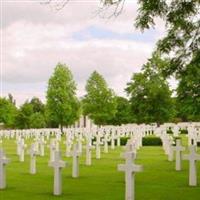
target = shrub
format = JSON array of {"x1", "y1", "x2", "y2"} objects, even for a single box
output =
[
  {"x1": 167, "y1": 128, "x2": 173, "y2": 134},
  {"x1": 180, "y1": 129, "x2": 188, "y2": 134},
  {"x1": 142, "y1": 137, "x2": 162, "y2": 146},
  {"x1": 120, "y1": 137, "x2": 130, "y2": 146}
]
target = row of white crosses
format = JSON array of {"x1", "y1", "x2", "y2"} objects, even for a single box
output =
[
  {"x1": 173, "y1": 139, "x2": 200, "y2": 186},
  {"x1": 0, "y1": 124, "x2": 174, "y2": 198},
  {"x1": 159, "y1": 125, "x2": 200, "y2": 187}
]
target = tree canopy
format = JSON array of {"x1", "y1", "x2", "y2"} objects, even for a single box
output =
[
  {"x1": 176, "y1": 50, "x2": 200, "y2": 121},
  {"x1": 46, "y1": 63, "x2": 80, "y2": 130},
  {"x1": 0, "y1": 97, "x2": 17, "y2": 128},
  {"x1": 108, "y1": 96, "x2": 133, "y2": 125},
  {"x1": 126, "y1": 56, "x2": 175, "y2": 124},
  {"x1": 83, "y1": 71, "x2": 117, "y2": 125}
]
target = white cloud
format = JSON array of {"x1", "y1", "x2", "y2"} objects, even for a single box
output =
[{"x1": 1, "y1": 0, "x2": 165, "y2": 106}]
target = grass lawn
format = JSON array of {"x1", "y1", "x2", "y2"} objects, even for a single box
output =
[{"x1": 1, "y1": 135, "x2": 200, "y2": 200}]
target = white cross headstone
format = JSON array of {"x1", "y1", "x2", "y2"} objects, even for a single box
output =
[
  {"x1": 183, "y1": 145, "x2": 200, "y2": 186},
  {"x1": 173, "y1": 139, "x2": 185, "y2": 171},
  {"x1": 49, "y1": 139, "x2": 57, "y2": 162},
  {"x1": 102, "y1": 134, "x2": 110, "y2": 153},
  {"x1": 71, "y1": 143, "x2": 81, "y2": 178},
  {"x1": 118, "y1": 152, "x2": 143, "y2": 200},
  {"x1": 39, "y1": 136, "x2": 46, "y2": 156},
  {"x1": 77, "y1": 134, "x2": 84, "y2": 154},
  {"x1": 0, "y1": 149, "x2": 10, "y2": 189},
  {"x1": 110, "y1": 131, "x2": 116, "y2": 150},
  {"x1": 85, "y1": 142, "x2": 94, "y2": 166},
  {"x1": 93, "y1": 134, "x2": 103, "y2": 159},
  {"x1": 49, "y1": 151, "x2": 66, "y2": 195},
  {"x1": 19, "y1": 138, "x2": 26, "y2": 162},
  {"x1": 29, "y1": 144, "x2": 38, "y2": 174},
  {"x1": 64, "y1": 136, "x2": 72, "y2": 157}
]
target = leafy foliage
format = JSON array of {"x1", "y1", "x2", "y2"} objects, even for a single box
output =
[
  {"x1": 83, "y1": 71, "x2": 117, "y2": 125},
  {"x1": 176, "y1": 50, "x2": 200, "y2": 121},
  {"x1": 126, "y1": 57, "x2": 175, "y2": 124},
  {"x1": 29, "y1": 112, "x2": 46, "y2": 128},
  {"x1": 0, "y1": 97, "x2": 17, "y2": 128},
  {"x1": 135, "y1": 0, "x2": 200, "y2": 76},
  {"x1": 30, "y1": 97, "x2": 45, "y2": 114},
  {"x1": 109, "y1": 96, "x2": 133, "y2": 125},
  {"x1": 46, "y1": 63, "x2": 80, "y2": 130},
  {"x1": 15, "y1": 97, "x2": 46, "y2": 129}
]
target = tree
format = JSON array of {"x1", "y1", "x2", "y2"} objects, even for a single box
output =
[
  {"x1": 176, "y1": 50, "x2": 200, "y2": 121},
  {"x1": 83, "y1": 71, "x2": 117, "y2": 125},
  {"x1": 29, "y1": 112, "x2": 46, "y2": 128},
  {"x1": 135, "y1": 0, "x2": 200, "y2": 77},
  {"x1": 46, "y1": 63, "x2": 80, "y2": 131},
  {"x1": 126, "y1": 60, "x2": 175, "y2": 124},
  {"x1": 109, "y1": 96, "x2": 133, "y2": 125},
  {"x1": 30, "y1": 97, "x2": 45, "y2": 114},
  {"x1": 15, "y1": 101, "x2": 34, "y2": 129},
  {"x1": 0, "y1": 97, "x2": 17, "y2": 128},
  {"x1": 15, "y1": 97, "x2": 46, "y2": 129},
  {"x1": 8, "y1": 93, "x2": 16, "y2": 105}
]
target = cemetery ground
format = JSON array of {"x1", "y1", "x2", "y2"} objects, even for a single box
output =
[{"x1": 1, "y1": 136, "x2": 200, "y2": 200}]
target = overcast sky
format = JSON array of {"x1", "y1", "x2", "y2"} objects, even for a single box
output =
[{"x1": 1, "y1": 0, "x2": 172, "y2": 106}]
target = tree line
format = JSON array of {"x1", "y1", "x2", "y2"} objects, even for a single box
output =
[{"x1": 0, "y1": 56, "x2": 199, "y2": 130}]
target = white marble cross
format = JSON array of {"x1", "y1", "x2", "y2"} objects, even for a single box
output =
[
  {"x1": 102, "y1": 134, "x2": 110, "y2": 153},
  {"x1": 76, "y1": 134, "x2": 84, "y2": 154},
  {"x1": 38, "y1": 136, "x2": 46, "y2": 156},
  {"x1": 118, "y1": 152, "x2": 143, "y2": 200},
  {"x1": 173, "y1": 139, "x2": 185, "y2": 171},
  {"x1": 16, "y1": 137, "x2": 21, "y2": 155},
  {"x1": 85, "y1": 142, "x2": 94, "y2": 166},
  {"x1": 110, "y1": 131, "x2": 116, "y2": 149},
  {"x1": 64, "y1": 136, "x2": 72, "y2": 157},
  {"x1": 125, "y1": 140, "x2": 137, "y2": 156},
  {"x1": 19, "y1": 138, "x2": 26, "y2": 162},
  {"x1": 49, "y1": 139, "x2": 57, "y2": 162},
  {"x1": 71, "y1": 143, "x2": 81, "y2": 178},
  {"x1": 49, "y1": 151, "x2": 66, "y2": 195},
  {"x1": 29, "y1": 143, "x2": 38, "y2": 174},
  {"x1": 0, "y1": 149, "x2": 10, "y2": 189},
  {"x1": 183, "y1": 145, "x2": 200, "y2": 186},
  {"x1": 93, "y1": 134, "x2": 103, "y2": 159}
]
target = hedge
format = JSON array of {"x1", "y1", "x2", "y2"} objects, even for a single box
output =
[
  {"x1": 92, "y1": 136, "x2": 163, "y2": 146},
  {"x1": 142, "y1": 137, "x2": 162, "y2": 146}
]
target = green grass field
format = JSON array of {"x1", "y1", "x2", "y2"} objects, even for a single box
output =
[{"x1": 1, "y1": 136, "x2": 200, "y2": 200}]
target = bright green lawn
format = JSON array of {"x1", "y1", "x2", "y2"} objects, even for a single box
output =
[{"x1": 1, "y1": 135, "x2": 200, "y2": 200}]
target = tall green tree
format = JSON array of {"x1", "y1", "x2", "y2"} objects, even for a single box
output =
[
  {"x1": 46, "y1": 63, "x2": 80, "y2": 131},
  {"x1": 30, "y1": 97, "x2": 45, "y2": 114},
  {"x1": 126, "y1": 60, "x2": 175, "y2": 124},
  {"x1": 15, "y1": 97, "x2": 46, "y2": 129},
  {"x1": 29, "y1": 112, "x2": 46, "y2": 128},
  {"x1": 176, "y1": 51, "x2": 200, "y2": 121},
  {"x1": 15, "y1": 101, "x2": 34, "y2": 129},
  {"x1": 109, "y1": 96, "x2": 133, "y2": 125},
  {"x1": 83, "y1": 71, "x2": 117, "y2": 125},
  {"x1": 0, "y1": 97, "x2": 17, "y2": 128}
]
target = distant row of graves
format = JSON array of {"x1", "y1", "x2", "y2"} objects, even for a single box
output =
[{"x1": 0, "y1": 122, "x2": 200, "y2": 200}]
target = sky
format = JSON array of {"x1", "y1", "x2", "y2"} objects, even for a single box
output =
[{"x1": 1, "y1": 0, "x2": 173, "y2": 106}]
